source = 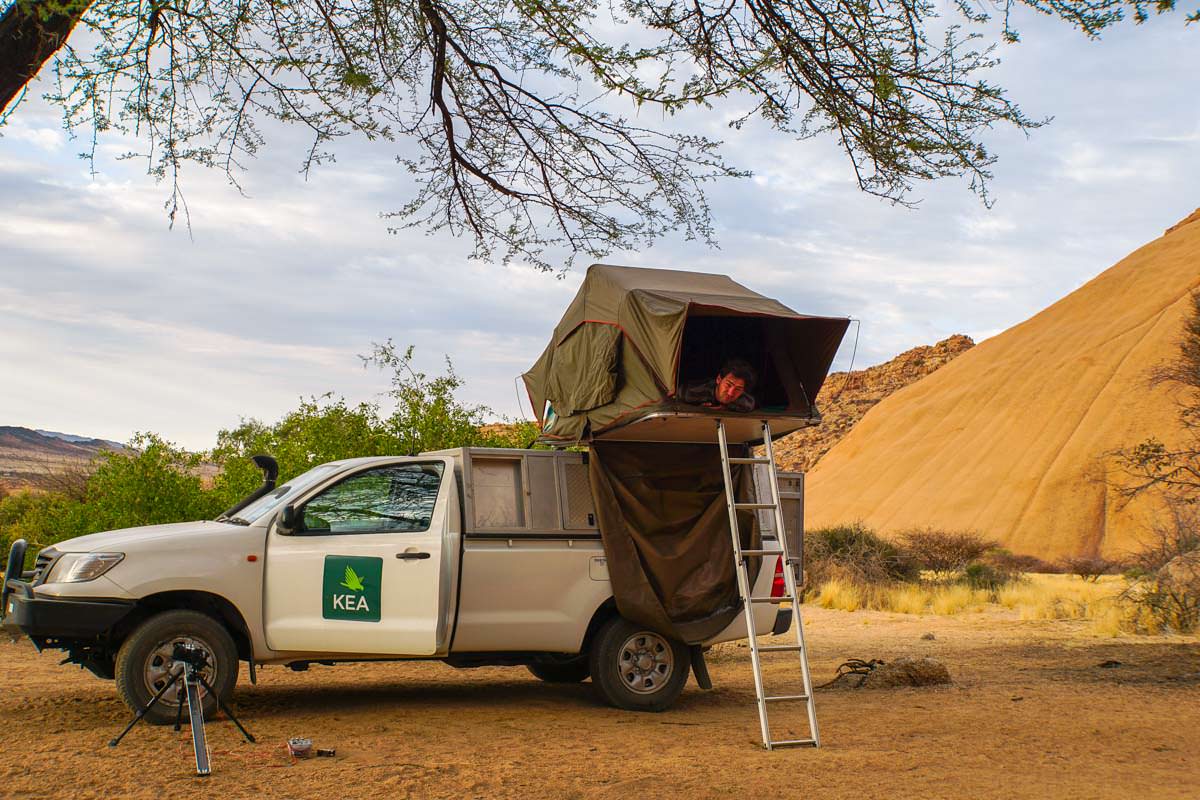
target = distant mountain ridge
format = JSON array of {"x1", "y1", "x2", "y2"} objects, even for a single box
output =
[
  {"x1": 0, "y1": 426, "x2": 123, "y2": 492},
  {"x1": 34, "y1": 429, "x2": 124, "y2": 449}
]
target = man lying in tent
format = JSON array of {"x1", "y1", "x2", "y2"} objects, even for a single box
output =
[{"x1": 679, "y1": 358, "x2": 758, "y2": 412}]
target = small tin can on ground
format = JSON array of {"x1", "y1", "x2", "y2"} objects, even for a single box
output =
[{"x1": 287, "y1": 737, "x2": 313, "y2": 758}]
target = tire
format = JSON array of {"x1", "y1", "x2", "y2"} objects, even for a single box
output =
[
  {"x1": 589, "y1": 616, "x2": 690, "y2": 712},
  {"x1": 115, "y1": 610, "x2": 238, "y2": 725},
  {"x1": 527, "y1": 661, "x2": 591, "y2": 683}
]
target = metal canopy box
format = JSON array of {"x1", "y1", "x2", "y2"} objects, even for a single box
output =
[{"x1": 423, "y1": 447, "x2": 599, "y2": 537}]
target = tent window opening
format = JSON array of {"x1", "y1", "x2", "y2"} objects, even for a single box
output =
[{"x1": 676, "y1": 314, "x2": 794, "y2": 412}]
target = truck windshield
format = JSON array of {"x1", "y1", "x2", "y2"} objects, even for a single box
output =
[{"x1": 235, "y1": 464, "x2": 340, "y2": 524}]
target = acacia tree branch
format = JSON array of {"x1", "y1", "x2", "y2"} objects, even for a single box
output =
[
  {"x1": 4, "y1": 0, "x2": 1193, "y2": 269},
  {"x1": 0, "y1": 0, "x2": 94, "y2": 112}
]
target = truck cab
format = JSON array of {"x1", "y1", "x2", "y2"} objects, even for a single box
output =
[{"x1": 2, "y1": 448, "x2": 800, "y2": 722}]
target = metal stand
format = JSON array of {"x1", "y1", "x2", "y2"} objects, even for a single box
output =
[
  {"x1": 717, "y1": 419, "x2": 820, "y2": 750},
  {"x1": 109, "y1": 643, "x2": 255, "y2": 776}
]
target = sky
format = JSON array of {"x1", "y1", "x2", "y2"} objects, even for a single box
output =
[{"x1": 1, "y1": 8, "x2": 1198, "y2": 451}]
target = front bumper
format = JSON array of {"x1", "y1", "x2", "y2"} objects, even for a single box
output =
[{"x1": 3, "y1": 579, "x2": 134, "y2": 639}]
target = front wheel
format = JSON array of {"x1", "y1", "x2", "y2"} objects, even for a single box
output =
[
  {"x1": 114, "y1": 610, "x2": 239, "y2": 725},
  {"x1": 589, "y1": 617, "x2": 690, "y2": 711}
]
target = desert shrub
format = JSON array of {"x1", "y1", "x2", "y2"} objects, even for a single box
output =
[
  {"x1": 0, "y1": 434, "x2": 217, "y2": 560},
  {"x1": 899, "y1": 528, "x2": 996, "y2": 577},
  {"x1": 211, "y1": 343, "x2": 532, "y2": 506},
  {"x1": 963, "y1": 561, "x2": 1017, "y2": 591},
  {"x1": 0, "y1": 490, "x2": 101, "y2": 571},
  {"x1": 1058, "y1": 555, "x2": 1121, "y2": 583},
  {"x1": 1120, "y1": 501, "x2": 1200, "y2": 633},
  {"x1": 804, "y1": 522, "x2": 920, "y2": 594},
  {"x1": 984, "y1": 547, "x2": 1059, "y2": 574}
]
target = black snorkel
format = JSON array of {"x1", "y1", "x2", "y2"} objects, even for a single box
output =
[{"x1": 216, "y1": 455, "x2": 279, "y2": 521}]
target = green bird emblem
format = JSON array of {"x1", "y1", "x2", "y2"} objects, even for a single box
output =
[{"x1": 340, "y1": 565, "x2": 366, "y2": 592}]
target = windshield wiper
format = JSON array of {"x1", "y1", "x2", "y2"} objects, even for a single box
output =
[{"x1": 223, "y1": 516, "x2": 251, "y2": 526}]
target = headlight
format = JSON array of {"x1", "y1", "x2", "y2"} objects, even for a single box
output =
[{"x1": 51, "y1": 553, "x2": 125, "y2": 583}]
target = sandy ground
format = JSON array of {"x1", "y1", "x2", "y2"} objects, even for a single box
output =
[{"x1": 2, "y1": 608, "x2": 1198, "y2": 800}]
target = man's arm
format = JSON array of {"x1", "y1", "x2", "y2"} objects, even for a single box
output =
[
  {"x1": 680, "y1": 379, "x2": 716, "y2": 405},
  {"x1": 728, "y1": 393, "x2": 756, "y2": 412}
]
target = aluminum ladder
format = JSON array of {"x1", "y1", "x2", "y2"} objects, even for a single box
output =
[{"x1": 716, "y1": 418, "x2": 820, "y2": 750}]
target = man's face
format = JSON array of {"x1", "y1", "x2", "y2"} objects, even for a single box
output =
[{"x1": 715, "y1": 372, "x2": 747, "y2": 404}]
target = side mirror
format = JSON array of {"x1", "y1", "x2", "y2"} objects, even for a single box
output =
[{"x1": 278, "y1": 504, "x2": 298, "y2": 534}]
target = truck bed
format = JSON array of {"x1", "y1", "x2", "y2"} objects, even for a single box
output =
[{"x1": 425, "y1": 447, "x2": 802, "y2": 653}]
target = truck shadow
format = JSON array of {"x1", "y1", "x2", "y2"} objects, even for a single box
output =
[{"x1": 233, "y1": 674, "x2": 601, "y2": 719}]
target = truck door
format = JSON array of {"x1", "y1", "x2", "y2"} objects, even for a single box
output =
[{"x1": 263, "y1": 458, "x2": 454, "y2": 656}]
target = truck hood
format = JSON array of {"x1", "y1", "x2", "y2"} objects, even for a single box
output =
[{"x1": 51, "y1": 521, "x2": 248, "y2": 553}]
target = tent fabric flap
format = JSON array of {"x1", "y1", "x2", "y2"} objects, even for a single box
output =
[
  {"x1": 544, "y1": 322, "x2": 621, "y2": 416},
  {"x1": 587, "y1": 441, "x2": 762, "y2": 644}
]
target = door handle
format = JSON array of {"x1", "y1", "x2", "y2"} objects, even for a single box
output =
[{"x1": 395, "y1": 552, "x2": 431, "y2": 560}]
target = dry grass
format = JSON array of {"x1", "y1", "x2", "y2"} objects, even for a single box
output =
[
  {"x1": 813, "y1": 577, "x2": 864, "y2": 611},
  {"x1": 806, "y1": 573, "x2": 1133, "y2": 634}
]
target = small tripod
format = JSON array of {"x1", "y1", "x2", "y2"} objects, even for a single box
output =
[{"x1": 109, "y1": 643, "x2": 255, "y2": 776}]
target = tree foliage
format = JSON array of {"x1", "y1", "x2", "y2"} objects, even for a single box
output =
[
  {"x1": 4, "y1": 0, "x2": 1192, "y2": 268},
  {"x1": 0, "y1": 433, "x2": 218, "y2": 555},
  {"x1": 0, "y1": 345, "x2": 535, "y2": 554},
  {"x1": 1117, "y1": 292, "x2": 1200, "y2": 501}
]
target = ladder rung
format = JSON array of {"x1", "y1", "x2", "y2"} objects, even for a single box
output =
[
  {"x1": 764, "y1": 694, "x2": 810, "y2": 702},
  {"x1": 769, "y1": 739, "x2": 818, "y2": 748},
  {"x1": 734, "y1": 502, "x2": 777, "y2": 510},
  {"x1": 749, "y1": 596, "x2": 790, "y2": 604},
  {"x1": 757, "y1": 644, "x2": 804, "y2": 653},
  {"x1": 737, "y1": 549, "x2": 774, "y2": 558},
  {"x1": 727, "y1": 457, "x2": 771, "y2": 464}
]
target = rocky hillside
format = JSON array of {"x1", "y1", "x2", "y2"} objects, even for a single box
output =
[
  {"x1": 0, "y1": 427, "x2": 121, "y2": 492},
  {"x1": 773, "y1": 335, "x2": 975, "y2": 472}
]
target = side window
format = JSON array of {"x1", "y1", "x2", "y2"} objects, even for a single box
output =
[{"x1": 301, "y1": 463, "x2": 443, "y2": 534}]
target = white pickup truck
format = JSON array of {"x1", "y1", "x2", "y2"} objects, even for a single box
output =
[{"x1": 2, "y1": 447, "x2": 801, "y2": 723}]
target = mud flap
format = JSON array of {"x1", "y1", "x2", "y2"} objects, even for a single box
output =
[{"x1": 690, "y1": 645, "x2": 713, "y2": 690}]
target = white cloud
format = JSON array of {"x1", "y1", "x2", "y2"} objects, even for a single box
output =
[{"x1": 0, "y1": 117, "x2": 64, "y2": 152}]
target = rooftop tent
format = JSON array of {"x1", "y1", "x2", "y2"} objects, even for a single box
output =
[
  {"x1": 522, "y1": 264, "x2": 850, "y2": 444},
  {"x1": 521, "y1": 264, "x2": 850, "y2": 643}
]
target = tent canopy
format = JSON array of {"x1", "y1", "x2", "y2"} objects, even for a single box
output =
[{"x1": 523, "y1": 264, "x2": 850, "y2": 443}]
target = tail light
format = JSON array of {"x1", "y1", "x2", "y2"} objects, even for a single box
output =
[{"x1": 770, "y1": 556, "x2": 786, "y2": 597}]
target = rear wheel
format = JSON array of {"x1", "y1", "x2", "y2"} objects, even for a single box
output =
[
  {"x1": 527, "y1": 661, "x2": 590, "y2": 683},
  {"x1": 114, "y1": 610, "x2": 238, "y2": 725},
  {"x1": 589, "y1": 616, "x2": 690, "y2": 711}
]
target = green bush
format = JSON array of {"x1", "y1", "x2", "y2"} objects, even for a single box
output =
[{"x1": 962, "y1": 561, "x2": 1017, "y2": 591}]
